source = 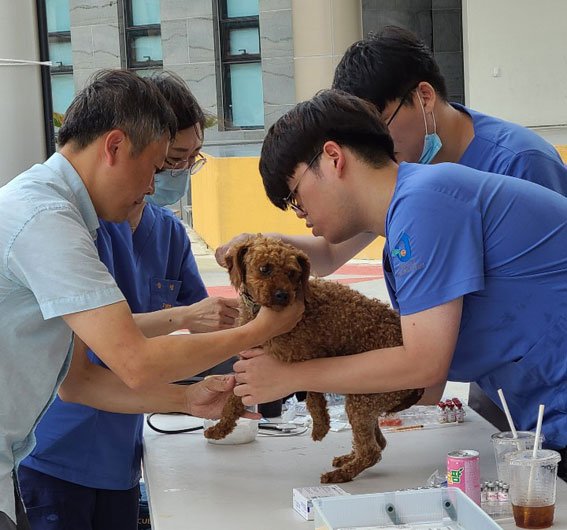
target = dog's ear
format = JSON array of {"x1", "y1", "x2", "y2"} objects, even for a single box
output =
[
  {"x1": 296, "y1": 252, "x2": 311, "y2": 302},
  {"x1": 225, "y1": 239, "x2": 252, "y2": 290}
]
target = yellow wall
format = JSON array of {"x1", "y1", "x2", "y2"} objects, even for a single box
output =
[
  {"x1": 192, "y1": 153, "x2": 384, "y2": 259},
  {"x1": 193, "y1": 145, "x2": 567, "y2": 260}
]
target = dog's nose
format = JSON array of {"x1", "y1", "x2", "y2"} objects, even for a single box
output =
[{"x1": 273, "y1": 290, "x2": 289, "y2": 305}]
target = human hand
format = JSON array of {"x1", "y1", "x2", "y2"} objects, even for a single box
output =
[
  {"x1": 186, "y1": 375, "x2": 261, "y2": 419},
  {"x1": 183, "y1": 297, "x2": 240, "y2": 333},
  {"x1": 251, "y1": 297, "x2": 304, "y2": 343},
  {"x1": 215, "y1": 233, "x2": 253, "y2": 267},
  {"x1": 233, "y1": 349, "x2": 296, "y2": 406}
]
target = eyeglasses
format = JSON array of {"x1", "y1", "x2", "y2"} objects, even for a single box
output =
[
  {"x1": 385, "y1": 87, "x2": 415, "y2": 126},
  {"x1": 164, "y1": 152, "x2": 207, "y2": 175},
  {"x1": 283, "y1": 150, "x2": 323, "y2": 215}
]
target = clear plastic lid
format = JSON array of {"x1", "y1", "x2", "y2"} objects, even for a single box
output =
[
  {"x1": 491, "y1": 431, "x2": 539, "y2": 442},
  {"x1": 508, "y1": 449, "x2": 561, "y2": 466}
]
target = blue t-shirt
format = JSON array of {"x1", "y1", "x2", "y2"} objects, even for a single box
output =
[
  {"x1": 384, "y1": 162, "x2": 567, "y2": 448},
  {"x1": 454, "y1": 102, "x2": 567, "y2": 195},
  {"x1": 22, "y1": 202, "x2": 208, "y2": 489}
]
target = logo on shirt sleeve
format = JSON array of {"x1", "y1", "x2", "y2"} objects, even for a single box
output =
[
  {"x1": 390, "y1": 232, "x2": 424, "y2": 277},
  {"x1": 391, "y1": 232, "x2": 412, "y2": 262}
]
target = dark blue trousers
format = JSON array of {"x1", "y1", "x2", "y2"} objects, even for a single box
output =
[{"x1": 18, "y1": 466, "x2": 139, "y2": 530}]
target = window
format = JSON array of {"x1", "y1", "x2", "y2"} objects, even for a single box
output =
[
  {"x1": 124, "y1": 0, "x2": 163, "y2": 72},
  {"x1": 218, "y1": 0, "x2": 264, "y2": 129},
  {"x1": 45, "y1": 0, "x2": 74, "y2": 132}
]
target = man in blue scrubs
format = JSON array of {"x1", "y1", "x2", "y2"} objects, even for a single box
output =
[
  {"x1": 230, "y1": 90, "x2": 567, "y2": 480},
  {"x1": 218, "y1": 26, "x2": 567, "y2": 444},
  {"x1": 18, "y1": 73, "x2": 239, "y2": 530},
  {"x1": 332, "y1": 26, "x2": 567, "y2": 435},
  {"x1": 0, "y1": 70, "x2": 303, "y2": 529}
]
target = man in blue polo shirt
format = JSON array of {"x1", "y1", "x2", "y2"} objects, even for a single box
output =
[
  {"x1": 230, "y1": 90, "x2": 567, "y2": 480},
  {"x1": 0, "y1": 70, "x2": 303, "y2": 529}
]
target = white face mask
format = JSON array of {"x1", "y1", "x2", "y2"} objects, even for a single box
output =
[
  {"x1": 417, "y1": 97, "x2": 442, "y2": 164},
  {"x1": 145, "y1": 168, "x2": 190, "y2": 207}
]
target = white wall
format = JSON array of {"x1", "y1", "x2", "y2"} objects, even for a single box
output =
[
  {"x1": 463, "y1": 0, "x2": 567, "y2": 128},
  {"x1": 0, "y1": 0, "x2": 46, "y2": 185}
]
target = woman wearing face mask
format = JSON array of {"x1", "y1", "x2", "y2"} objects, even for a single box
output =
[{"x1": 18, "y1": 72, "x2": 240, "y2": 530}]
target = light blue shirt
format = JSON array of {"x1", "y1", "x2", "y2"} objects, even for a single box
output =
[
  {"x1": 0, "y1": 153, "x2": 124, "y2": 522},
  {"x1": 24, "y1": 202, "x2": 208, "y2": 489}
]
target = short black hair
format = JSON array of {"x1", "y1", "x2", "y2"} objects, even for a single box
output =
[
  {"x1": 58, "y1": 69, "x2": 177, "y2": 155},
  {"x1": 333, "y1": 26, "x2": 448, "y2": 112},
  {"x1": 260, "y1": 89, "x2": 395, "y2": 210},
  {"x1": 148, "y1": 71, "x2": 206, "y2": 134}
]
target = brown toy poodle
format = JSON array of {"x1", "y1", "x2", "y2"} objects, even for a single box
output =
[{"x1": 204, "y1": 235, "x2": 424, "y2": 483}]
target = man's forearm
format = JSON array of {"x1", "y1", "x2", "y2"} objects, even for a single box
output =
[
  {"x1": 269, "y1": 232, "x2": 376, "y2": 277},
  {"x1": 123, "y1": 324, "x2": 256, "y2": 388},
  {"x1": 133, "y1": 306, "x2": 187, "y2": 338},
  {"x1": 65, "y1": 298, "x2": 302, "y2": 392},
  {"x1": 59, "y1": 361, "x2": 187, "y2": 413},
  {"x1": 291, "y1": 345, "x2": 438, "y2": 395}
]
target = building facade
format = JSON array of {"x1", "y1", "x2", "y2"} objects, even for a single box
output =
[{"x1": 38, "y1": 0, "x2": 464, "y2": 153}]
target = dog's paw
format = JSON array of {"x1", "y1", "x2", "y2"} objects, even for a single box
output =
[
  {"x1": 321, "y1": 468, "x2": 354, "y2": 484},
  {"x1": 203, "y1": 425, "x2": 227, "y2": 440},
  {"x1": 332, "y1": 452, "x2": 355, "y2": 468}
]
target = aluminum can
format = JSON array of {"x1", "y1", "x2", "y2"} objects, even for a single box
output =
[{"x1": 447, "y1": 449, "x2": 481, "y2": 505}]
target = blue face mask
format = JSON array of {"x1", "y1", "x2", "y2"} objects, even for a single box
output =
[
  {"x1": 145, "y1": 168, "x2": 190, "y2": 207},
  {"x1": 417, "y1": 97, "x2": 442, "y2": 164}
]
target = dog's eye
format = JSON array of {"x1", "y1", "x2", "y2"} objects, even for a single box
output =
[
  {"x1": 259, "y1": 264, "x2": 272, "y2": 275},
  {"x1": 288, "y1": 270, "x2": 298, "y2": 280}
]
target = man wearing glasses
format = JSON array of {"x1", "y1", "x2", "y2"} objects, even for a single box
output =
[
  {"x1": 17, "y1": 73, "x2": 240, "y2": 530},
  {"x1": 218, "y1": 26, "x2": 567, "y2": 426},
  {"x1": 236, "y1": 89, "x2": 567, "y2": 482}
]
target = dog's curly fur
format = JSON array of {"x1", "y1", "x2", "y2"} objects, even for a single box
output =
[{"x1": 204, "y1": 235, "x2": 424, "y2": 483}]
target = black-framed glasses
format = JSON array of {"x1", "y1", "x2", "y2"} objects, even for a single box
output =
[
  {"x1": 283, "y1": 150, "x2": 323, "y2": 214},
  {"x1": 164, "y1": 152, "x2": 207, "y2": 175},
  {"x1": 385, "y1": 87, "x2": 416, "y2": 126}
]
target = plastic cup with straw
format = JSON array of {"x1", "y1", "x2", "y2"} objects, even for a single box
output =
[{"x1": 508, "y1": 405, "x2": 560, "y2": 529}]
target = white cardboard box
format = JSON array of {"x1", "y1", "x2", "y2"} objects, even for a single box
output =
[
  {"x1": 292, "y1": 485, "x2": 350, "y2": 520},
  {"x1": 312, "y1": 487, "x2": 503, "y2": 529}
]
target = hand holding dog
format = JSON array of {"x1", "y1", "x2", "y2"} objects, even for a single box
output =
[
  {"x1": 251, "y1": 297, "x2": 304, "y2": 342},
  {"x1": 183, "y1": 296, "x2": 240, "y2": 332},
  {"x1": 233, "y1": 348, "x2": 296, "y2": 406},
  {"x1": 187, "y1": 374, "x2": 262, "y2": 419},
  {"x1": 215, "y1": 233, "x2": 253, "y2": 267}
]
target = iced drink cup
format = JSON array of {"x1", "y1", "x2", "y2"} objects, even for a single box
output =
[
  {"x1": 509, "y1": 449, "x2": 561, "y2": 529},
  {"x1": 491, "y1": 431, "x2": 541, "y2": 484}
]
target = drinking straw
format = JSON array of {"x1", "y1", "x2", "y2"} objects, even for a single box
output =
[
  {"x1": 497, "y1": 388, "x2": 518, "y2": 438},
  {"x1": 532, "y1": 404, "x2": 545, "y2": 459},
  {"x1": 527, "y1": 404, "x2": 545, "y2": 503}
]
